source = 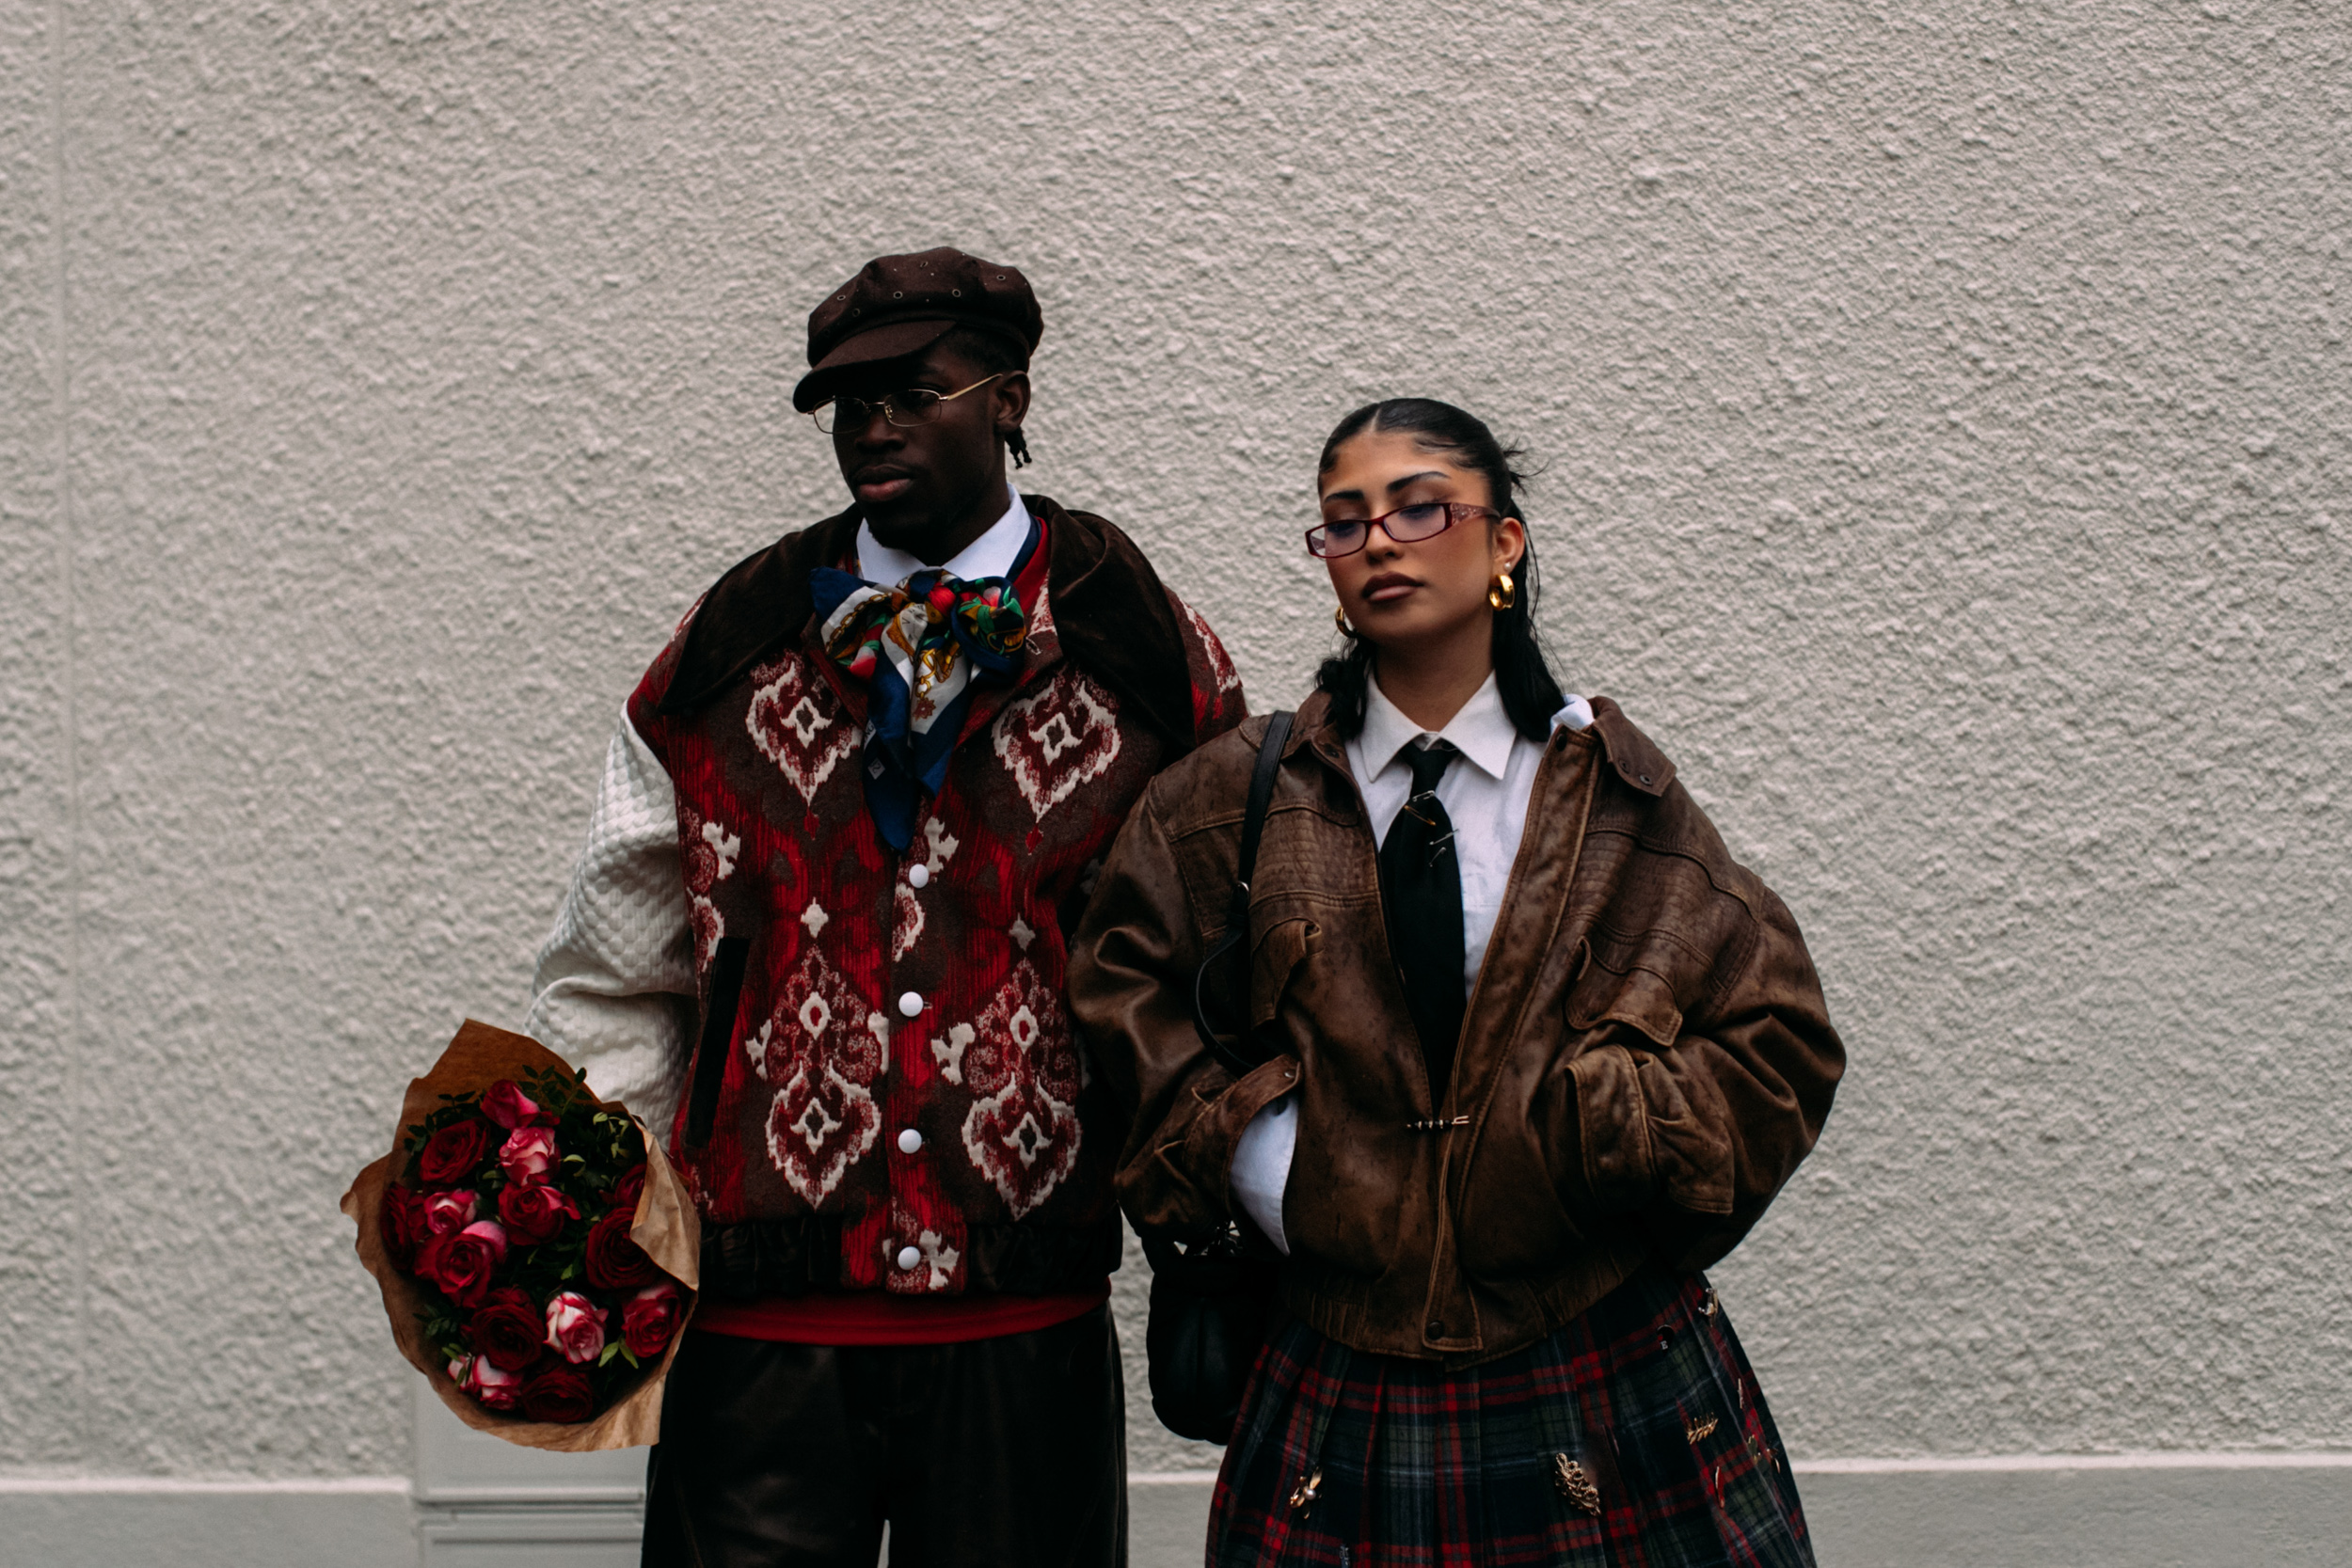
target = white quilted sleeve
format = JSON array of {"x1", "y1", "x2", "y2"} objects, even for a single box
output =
[{"x1": 525, "y1": 709, "x2": 695, "y2": 1139}]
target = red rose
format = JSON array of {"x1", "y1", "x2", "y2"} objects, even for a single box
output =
[
  {"x1": 498, "y1": 1126, "x2": 561, "y2": 1186},
  {"x1": 497, "y1": 1180, "x2": 580, "y2": 1246},
  {"x1": 582, "y1": 1208, "x2": 658, "y2": 1291},
  {"x1": 518, "y1": 1364, "x2": 596, "y2": 1423},
  {"x1": 482, "y1": 1080, "x2": 552, "y2": 1131},
  {"x1": 467, "y1": 1286, "x2": 546, "y2": 1372},
  {"x1": 382, "y1": 1185, "x2": 426, "y2": 1271},
  {"x1": 621, "y1": 1281, "x2": 683, "y2": 1360},
  {"x1": 418, "y1": 1189, "x2": 479, "y2": 1238},
  {"x1": 611, "y1": 1164, "x2": 646, "y2": 1211},
  {"x1": 417, "y1": 1118, "x2": 494, "y2": 1185},
  {"x1": 421, "y1": 1220, "x2": 509, "y2": 1308}
]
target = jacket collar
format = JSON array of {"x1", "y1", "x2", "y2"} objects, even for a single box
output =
[
  {"x1": 1583, "y1": 695, "x2": 1675, "y2": 796},
  {"x1": 656, "y1": 493, "x2": 1199, "y2": 750}
]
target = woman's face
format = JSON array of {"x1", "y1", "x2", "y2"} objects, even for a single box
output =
[{"x1": 1318, "y1": 428, "x2": 1526, "y2": 660}]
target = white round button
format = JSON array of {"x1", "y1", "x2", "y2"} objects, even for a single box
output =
[
  {"x1": 908, "y1": 863, "x2": 931, "y2": 889},
  {"x1": 898, "y1": 990, "x2": 923, "y2": 1018},
  {"x1": 896, "y1": 1244, "x2": 922, "y2": 1272},
  {"x1": 898, "y1": 1128, "x2": 924, "y2": 1155}
]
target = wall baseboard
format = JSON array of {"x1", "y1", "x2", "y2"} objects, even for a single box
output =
[
  {"x1": 1790, "y1": 1456, "x2": 2352, "y2": 1568},
  {"x1": 3, "y1": 1457, "x2": 2346, "y2": 1567},
  {"x1": 0, "y1": 1481, "x2": 414, "y2": 1568}
]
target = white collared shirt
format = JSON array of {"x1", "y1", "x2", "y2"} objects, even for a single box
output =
[
  {"x1": 855, "y1": 483, "x2": 1032, "y2": 587},
  {"x1": 1231, "y1": 673, "x2": 1594, "y2": 1256},
  {"x1": 1346, "y1": 672, "x2": 1593, "y2": 990}
]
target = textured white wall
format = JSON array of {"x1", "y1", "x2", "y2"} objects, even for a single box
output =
[{"x1": 3, "y1": 0, "x2": 2346, "y2": 1495}]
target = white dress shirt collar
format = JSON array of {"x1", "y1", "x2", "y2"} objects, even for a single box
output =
[
  {"x1": 854, "y1": 483, "x2": 1032, "y2": 589},
  {"x1": 1359, "y1": 671, "x2": 1520, "y2": 783}
]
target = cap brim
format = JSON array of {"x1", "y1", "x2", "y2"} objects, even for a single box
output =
[{"x1": 790, "y1": 318, "x2": 960, "y2": 412}]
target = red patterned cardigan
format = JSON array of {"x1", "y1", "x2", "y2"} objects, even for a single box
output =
[{"x1": 564, "y1": 496, "x2": 1244, "y2": 1305}]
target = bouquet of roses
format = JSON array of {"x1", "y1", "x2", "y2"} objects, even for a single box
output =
[{"x1": 343, "y1": 1020, "x2": 697, "y2": 1450}]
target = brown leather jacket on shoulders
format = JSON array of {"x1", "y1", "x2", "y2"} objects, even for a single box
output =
[{"x1": 1067, "y1": 691, "x2": 1844, "y2": 1364}]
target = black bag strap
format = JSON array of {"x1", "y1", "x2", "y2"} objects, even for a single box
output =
[
  {"x1": 1191, "y1": 711, "x2": 1295, "y2": 1078},
  {"x1": 1230, "y1": 710, "x2": 1294, "y2": 929}
]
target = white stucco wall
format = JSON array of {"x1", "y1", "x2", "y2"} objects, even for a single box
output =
[{"x1": 4, "y1": 0, "x2": 2346, "y2": 1557}]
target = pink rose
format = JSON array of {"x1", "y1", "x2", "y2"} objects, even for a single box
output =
[
  {"x1": 544, "y1": 1291, "x2": 608, "y2": 1366},
  {"x1": 621, "y1": 1281, "x2": 683, "y2": 1360},
  {"x1": 458, "y1": 1218, "x2": 509, "y2": 1260},
  {"x1": 417, "y1": 1189, "x2": 479, "y2": 1237},
  {"x1": 498, "y1": 1127, "x2": 560, "y2": 1186},
  {"x1": 421, "y1": 1220, "x2": 509, "y2": 1308},
  {"x1": 481, "y1": 1080, "x2": 552, "y2": 1131},
  {"x1": 450, "y1": 1352, "x2": 525, "y2": 1411},
  {"x1": 497, "y1": 1180, "x2": 580, "y2": 1246}
]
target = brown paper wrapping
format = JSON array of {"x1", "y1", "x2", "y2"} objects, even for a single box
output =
[{"x1": 340, "y1": 1018, "x2": 700, "y2": 1451}]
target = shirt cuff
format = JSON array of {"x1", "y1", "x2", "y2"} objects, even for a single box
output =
[{"x1": 1229, "y1": 1092, "x2": 1298, "y2": 1256}]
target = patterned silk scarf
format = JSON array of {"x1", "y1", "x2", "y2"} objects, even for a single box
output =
[{"x1": 808, "y1": 521, "x2": 1036, "y2": 849}]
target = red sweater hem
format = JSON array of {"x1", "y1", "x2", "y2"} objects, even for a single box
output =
[{"x1": 691, "y1": 1282, "x2": 1111, "y2": 1346}]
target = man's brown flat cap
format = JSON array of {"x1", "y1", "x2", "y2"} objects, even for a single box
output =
[{"x1": 792, "y1": 247, "x2": 1042, "y2": 413}]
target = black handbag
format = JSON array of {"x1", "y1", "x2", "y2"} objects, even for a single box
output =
[{"x1": 1140, "y1": 710, "x2": 1293, "y2": 1444}]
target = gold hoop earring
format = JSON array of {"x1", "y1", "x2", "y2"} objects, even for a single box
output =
[
  {"x1": 1335, "y1": 604, "x2": 1356, "y2": 637},
  {"x1": 1487, "y1": 570, "x2": 1517, "y2": 611}
]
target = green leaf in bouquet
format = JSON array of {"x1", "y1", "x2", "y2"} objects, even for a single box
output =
[
  {"x1": 419, "y1": 1304, "x2": 466, "y2": 1361},
  {"x1": 598, "y1": 1341, "x2": 623, "y2": 1367},
  {"x1": 561, "y1": 1260, "x2": 580, "y2": 1280},
  {"x1": 619, "y1": 1345, "x2": 641, "y2": 1369}
]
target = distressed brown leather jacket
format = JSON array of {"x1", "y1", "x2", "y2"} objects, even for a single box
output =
[{"x1": 1068, "y1": 693, "x2": 1844, "y2": 1363}]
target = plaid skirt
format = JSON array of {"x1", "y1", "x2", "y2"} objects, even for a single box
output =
[{"x1": 1209, "y1": 1269, "x2": 1815, "y2": 1568}]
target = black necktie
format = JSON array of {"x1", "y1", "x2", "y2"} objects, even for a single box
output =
[{"x1": 1379, "y1": 740, "x2": 1466, "y2": 1101}]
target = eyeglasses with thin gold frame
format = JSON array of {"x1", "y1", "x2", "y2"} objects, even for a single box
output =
[
  {"x1": 1305, "y1": 501, "x2": 1498, "y2": 560},
  {"x1": 809, "y1": 373, "x2": 1006, "y2": 436}
]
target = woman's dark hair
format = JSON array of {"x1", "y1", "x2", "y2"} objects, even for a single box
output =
[{"x1": 1314, "y1": 398, "x2": 1565, "y2": 740}]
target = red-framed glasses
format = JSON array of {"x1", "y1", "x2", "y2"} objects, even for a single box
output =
[{"x1": 1305, "y1": 501, "x2": 1498, "y2": 560}]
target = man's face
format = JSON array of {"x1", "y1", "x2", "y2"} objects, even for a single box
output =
[{"x1": 826, "y1": 342, "x2": 1028, "y2": 553}]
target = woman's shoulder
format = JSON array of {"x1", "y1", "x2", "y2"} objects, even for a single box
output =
[
  {"x1": 1581, "y1": 695, "x2": 1679, "y2": 800},
  {"x1": 1142, "y1": 710, "x2": 1283, "y2": 832},
  {"x1": 1578, "y1": 695, "x2": 1781, "y2": 911}
]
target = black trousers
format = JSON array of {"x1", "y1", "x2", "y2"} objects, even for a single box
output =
[{"x1": 641, "y1": 1306, "x2": 1127, "y2": 1568}]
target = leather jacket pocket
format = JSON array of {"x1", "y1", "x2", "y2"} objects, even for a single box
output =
[
  {"x1": 1565, "y1": 936, "x2": 1684, "y2": 1048},
  {"x1": 1248, "y1": 917, "x2": 1319, "y2": 1032}
]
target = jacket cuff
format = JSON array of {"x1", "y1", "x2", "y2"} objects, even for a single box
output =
[{"x1": 1180, "y1": 1054, "x2": 1302, "y2": 1225}]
